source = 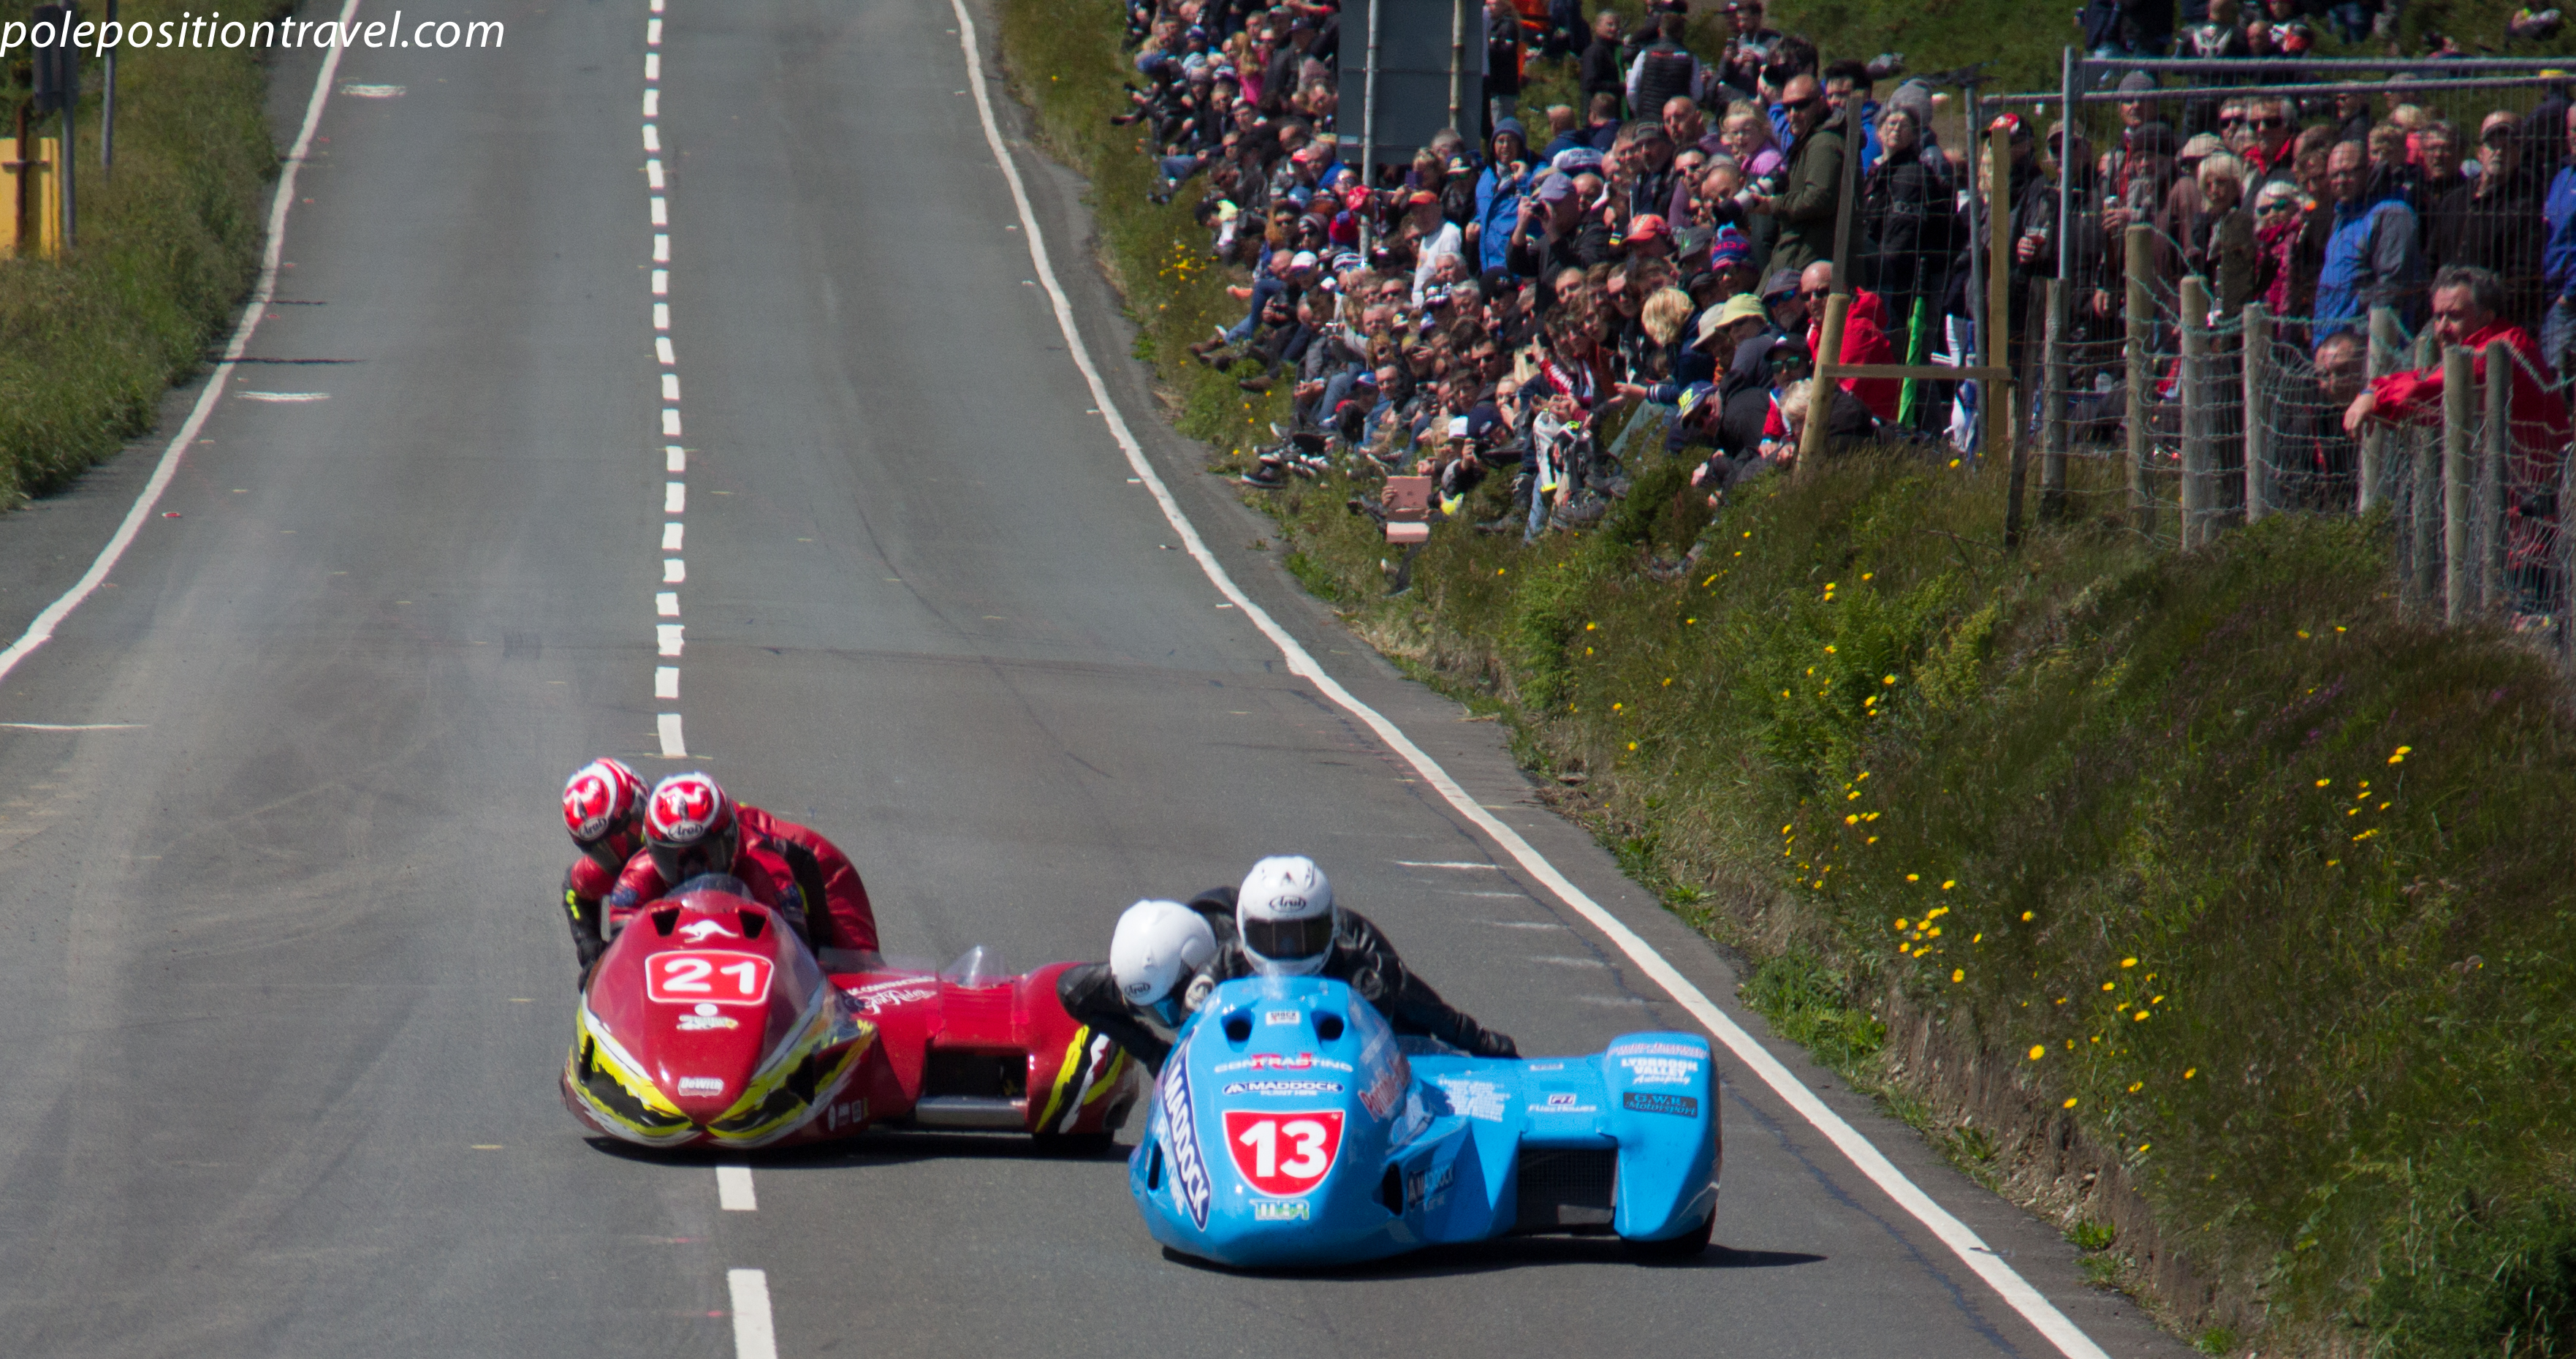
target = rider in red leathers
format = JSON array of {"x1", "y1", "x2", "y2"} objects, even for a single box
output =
[
  {"x1": 560, "y1": 758, "x2": 650, "y2": 969},
  {"x1": 603, "y1": 772, "x2": 881, "y2": 955}
]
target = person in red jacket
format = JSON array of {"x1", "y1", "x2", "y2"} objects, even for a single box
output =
[
  {"x1": 603, "y1": 772, "x2": 881, "y2": 955},
  {"x1": 2345, "y1": 264, "x2": 2571, "y2": 618},
  {"x1": 560, "y1": 757, "x2": 650, "y2": 969},
  {"x1": 1798, "y1": 260, "x2": 1899, "y2": 422}
]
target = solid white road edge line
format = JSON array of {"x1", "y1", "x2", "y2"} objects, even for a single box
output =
[
  {"x1": 943, "y1": 5, "x2": 2113, "y2": 1356},
  {"x1": 726, "y1": 1268, "x2": 778, "y2": 1359},
  {"x1": 716, "y1": 1162, "x2": 757, "y2": 1211},
  {"x1": 0, "y1": 0, "x2": 367, "y2": 691}
]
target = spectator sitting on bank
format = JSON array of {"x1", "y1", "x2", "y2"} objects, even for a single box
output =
[
  {"x1": 1798, "y1": 260, "x2": 1899, "y2": 421},
  {"x1": 2344, "y1": 264, "x2": 2569, "y2": 621}
]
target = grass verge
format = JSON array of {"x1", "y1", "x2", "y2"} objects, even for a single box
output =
[
  {"x1": 0, "y1": 1, "x2": 289, "y2": 504},
  {"x1": 998, "y1": 0, "x2": 2576, "y2": 1352}
]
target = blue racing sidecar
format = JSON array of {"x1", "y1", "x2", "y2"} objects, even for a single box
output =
[{"x1": 1128, "y1": 974, "x2": 1720, "y2": 1268}]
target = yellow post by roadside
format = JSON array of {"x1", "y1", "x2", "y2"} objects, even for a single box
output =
[
  {"x1": 4, "y1": 136, "x2": 64, "y2": 260},
  {"x1": 35, "y1": 137, "x2": 62, "y2": 257},
  {"x1": 0, "y1": 137, "x2": 19, "y2": 258}
]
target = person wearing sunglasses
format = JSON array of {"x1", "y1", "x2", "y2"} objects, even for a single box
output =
[{"x1": 1749, "y1": 74, "x2": 1846, "y2": 278}]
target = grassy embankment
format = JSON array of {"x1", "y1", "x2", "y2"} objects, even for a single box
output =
[
  {"x1": 1000, "y1": 0, "x2": 2576, "y2": 1352},
  {"x1": 0, "y1": 0, "x2": 287, "y2": 504}
]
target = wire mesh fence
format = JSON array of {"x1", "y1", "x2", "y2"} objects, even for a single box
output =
[{"x1": 1974, "y1": 55, "x2": 2576, "y2": 654}]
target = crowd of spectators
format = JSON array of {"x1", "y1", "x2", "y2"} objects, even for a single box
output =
[{"x1": 1111, "y1": 0, "x2": 2569, "y2": 617}]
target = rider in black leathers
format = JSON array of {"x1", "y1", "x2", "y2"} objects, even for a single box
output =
[{"x1": 1059, "y1": 885, "x2": 1519, "y2": 1072}]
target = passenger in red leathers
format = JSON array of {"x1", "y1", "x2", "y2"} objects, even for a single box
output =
[
  {"x1": 604, "y1": 773, "x2": 881, "y2": 955},
  {"x1": 560, "y1": 758, "x2": 651, "y2": 970},
  {"x1": 736, "y1": 805, "x2": 878, "y2": 953}
]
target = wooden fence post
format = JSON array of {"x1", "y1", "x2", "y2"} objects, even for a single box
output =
[
  {"x1": 2412, "y1": 329, "x2": 2442, "y2": 606},
  {"x1": 2043, "y1": 277, "x2": 2067, "y2": 521},
  {"x1": 2443, "y1": 344, "x2": 2474, "y2": 624},
  {"x1": 1991, "y1": 126, "x2": 2023, "y2": 548},
  {"x1": 2125, "y1": 223, "x2": 2152, "y2": 541},
  {"x1": 2359, "y1": 307, "x2": 2398, "y2": 513},
  {"x1": 2480, "y1": 340, "x2": 2509, "y2": 616},
  {"x1": 2243, "y1": 303, "x2": 2273, "y2": 524},
  {"x1": 2179, "y1": 276, "x2": 2212, "y2": 550}
]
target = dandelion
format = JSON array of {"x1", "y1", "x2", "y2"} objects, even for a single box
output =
[
  {"x1": 2388, "y1": 745, "x2": 2412, "y2": 765},
  {"x1": 1893, "y1": 918, "x2": 1909, "y2": 930},
  {"x1": 2184, "y1": 1067, "x2": 2197, "y2": 1079},
  {"x1": 2326, "y1": 858, "x2": 2340, "y2": 867},
  {"x1": 1584, "y1": 622, "x2": 1596, "y2": 632},
  {"x1": 1941, "y1": 879, "x2": 1956, "y2": 890},
  {"x1": 1847, "y1": 790, "x2": 1861, "y2": 801},
  {"x1": 1883, "y1": 674, "x2": 1897, "y2": 685},
  {"x1": 2298, "y1": 630, "x2": 2311, "y2": 640},
  {"x1": 2353, "y1": 828, "x2": 2380, "y2": 841},
  {"x1": 1845, "y1": 814, "x2": 1859, "y2": 825},
  {"x1": 1686, "y1": 618, "x2": 1697, "y2": 624},
  {"x1": 2063, "y1": 1097, "x2": 2079, "y2": 1108},
  {"x1": 1862, "y1": 573, "x2": 1874, "y2": 581},
  {"x1": 1701, "y1": 574, "x2": 1717, "y2": 587},
  {"x1": 2128, "y1": 1082, "x2": 2143, "y2": 1093},
  {"x1": 2314, "y1": 779, "x2": 2330, "y2": 788},
  {"x1": 2021, "y1": 911, "x2": 2034, "y2": 922},
  {"x1": 2121, "y1": 958, "x2": 2138, "y2": 969},
  {"x1": 1783, "y1": 825, "x2": 1795, "y2": 834},
  {"x1": 1497, "y1": 567, "x2": 1507, "y2": 575},
  {"x1": 2378, "y1": 802, "x2": 2390, "y2": 810},
  {"x1": 1627, "y1": 742, "x2": 1637, "y2": 751},
  {"x1": 1824, "y1": 645, "x2": 1838, "y2": 654},
  {"x1": 2138, "y1": 1143, "x2": 2151, "y2": 1154},
  {"x1": 1611, "y1": 703, "x2": 1622, "y2": 711},
  {"x1": 2029, "y1": 1045, "x2": 2045, "y2": 1060},
  {"x1": 2151, "y1": 995, "x2": 2164, "y2": 1004},
  {"x1": 1951, "y1": 969, "x2": 1964, "y2": 983},
  {"x1": 2134, "y1": 1010, "x2": 2151, "y2": 1021},
  {"x1": 1662, "y1": 678, "x2": 1673, "y2": 686},
  {"x1": 1866, "y1": 836, "x2": 1879, "y2": 844},
  {"x1": 2102, "y1": 982, "x2": 2116, "y2": 991}
]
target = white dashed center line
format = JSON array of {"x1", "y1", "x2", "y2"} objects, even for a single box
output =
[
  {"x1": 727, "y1": 1270, "x2": 777, "y2": 1359},
  {"x1": 717, "y1": 1162, "x2": 757, "y2": 1211}
]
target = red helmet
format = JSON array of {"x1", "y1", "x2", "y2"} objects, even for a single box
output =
[
  {"x1": 644, "y1": 772, "x2": 740, "y2": 887},
  {"x1": 563, "y1": 758, "x2": 649, "y2": 870}
]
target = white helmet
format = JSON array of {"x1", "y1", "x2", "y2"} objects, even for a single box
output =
[
  {"x1": 1110, "y1": 899, "x2": 1216, "y2": 1023},
  {"x1": 1237, "y1": 855, "x2": 1337, "y2": 977}
]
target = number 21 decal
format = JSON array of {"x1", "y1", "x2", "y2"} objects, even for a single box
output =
[{"x1": 646, "y1": 950, "x2": 773, "y2": 1006}]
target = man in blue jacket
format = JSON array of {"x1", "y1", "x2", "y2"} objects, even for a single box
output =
[
  {"x1": 2541, "y1": 104, "x2": 2576, "y2": 379},
  {"x1": 2314, "y1": 140, "x2": 2422, "y2": 338}
]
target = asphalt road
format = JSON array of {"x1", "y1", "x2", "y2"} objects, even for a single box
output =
[{"x1": 0, "y1": 1, "x2": 2196, "y2": 1355}]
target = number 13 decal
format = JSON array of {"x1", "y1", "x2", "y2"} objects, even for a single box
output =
[
  {"x1": 1223, "y1": 1110, "x2": 1344, "y2": 1196},
  {"x1": 646, "y1": 950, "x2": 773, "y2": 1006}
]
